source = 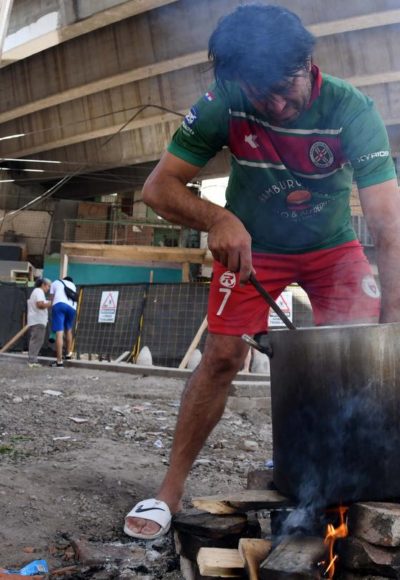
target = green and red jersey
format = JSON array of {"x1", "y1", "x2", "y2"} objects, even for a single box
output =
[{"x1": 168, "y1": 66, "x2": 396, "y2": 254}]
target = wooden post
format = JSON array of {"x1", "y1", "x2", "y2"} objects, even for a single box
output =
[
  {"x1": 0, "y1": 324, "x2": 29, "y2": 354},
  {"x1": 60, "y1": 247, "x2": 69, "y2": 278},
  {"x1": 179, "y1": 317, "x2": 207, "y2": 369},
  {"x1": 181, "y1": 261, "x2": 190, "y2": 282}
]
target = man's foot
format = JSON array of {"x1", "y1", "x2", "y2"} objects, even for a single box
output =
[
  {"x1": 64, "y1": 353, "x2": 73, "y2": 360},
  {"x1": 50, "y1": 361, "x2": 64, "y2": 368},
  {"x1": 124, "y1": 498, "x2": 182, "y2": 539}
]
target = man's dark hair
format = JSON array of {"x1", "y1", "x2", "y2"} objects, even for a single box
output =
[
  {"x1": 208, "y1": 4, "x2": 315, "y2": 92},
  {"x1": 63, "y1": 276, "x2": 74, "y2": 282}
]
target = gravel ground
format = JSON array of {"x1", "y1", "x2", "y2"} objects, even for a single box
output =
[{"x1": 0, "y1": 356, "x2": 272, "y2": 578}]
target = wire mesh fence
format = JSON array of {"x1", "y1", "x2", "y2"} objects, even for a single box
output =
[
  {"x1": 73, "y1": 282, "x2": 210, "y2": 365},
  {"x1": 139, "y1": 283, "x2": 209, "y2": 367},
  {"x1": 72, "y1": 281, "x2": 312, "y2": 366},
  {"x1": 74, "y1": 284, "x2": 147, "y2": 360},
  {"x1": 64, "y1": 218, "x2": 183, "y2": 247}
]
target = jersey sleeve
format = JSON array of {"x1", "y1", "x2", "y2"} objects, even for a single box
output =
[
  {"x1": 341, "y1": 96, "x2": 396, "y2": 189},
  {"x1": 168, "y1": 84, "x2": 230, "y2": 167}
]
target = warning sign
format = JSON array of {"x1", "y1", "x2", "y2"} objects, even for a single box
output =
[
  {"x1": 268, "y1": 291, "x2": 293, "y2": 327},
  {"x1": 98, "y1": 291, "x2": 119, "y2": 323}
]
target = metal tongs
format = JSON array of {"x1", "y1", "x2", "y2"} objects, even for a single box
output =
[{"x1": 242, "y1": 273, "x2": 296, "y2": 357}]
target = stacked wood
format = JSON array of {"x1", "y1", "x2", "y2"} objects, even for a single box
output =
[
  {"x1": 192, "y1": 489, "x2": 291, "y2": 515},
  {"x1": 175, "y1": 481, "x2": 289, "y2": 579},
  {"x1": 338, "y1": 502, "x2": 400, "y2": 577}
]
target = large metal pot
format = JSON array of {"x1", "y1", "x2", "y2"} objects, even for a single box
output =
[{"x1": 269, "y1": 322, "x2": 400, "y2": 507}]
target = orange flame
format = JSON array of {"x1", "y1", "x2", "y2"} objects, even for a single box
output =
[{"x1": 323, "y1": 506, "x2": 348, "y2": 578}]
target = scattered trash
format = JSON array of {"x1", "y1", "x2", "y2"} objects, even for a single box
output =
[
  {"x1": 12, "y1": 397, "x2": 23, "y2": 403},
  {"x1": 42, "y1": 390, "x2": 62, "y2": 397},
  {"x1": 1, "y1": 559, "x2": 49, "y2": 575},
  {"x1": 153, "y1": 439, "x2": 164, "y2": 449},
  {"x1": 265, "y1": 459, "x2": 274, "y2": 469},
  {"x1": 136, "y1": 346, "x2": 153, "y2": 366},
  {"x1": 240, "y1": 439, "x2": 259, "y2": 451},
  {"x1": 68, "y1": 417, "x2": 88, "y2": 423},
  {"x1": 52, "y1": 436, "x2": 72, "y2": 441},
  {"x1": 187, "y1": 348, "x2": 202, "y2": 370},
  {"x1": 112, "y1": 405, "x2": 131, "y2": 416}
]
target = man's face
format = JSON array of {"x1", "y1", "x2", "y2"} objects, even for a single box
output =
[{"x1": 240, "y1": 64, "x2": 313, "y2": 125}]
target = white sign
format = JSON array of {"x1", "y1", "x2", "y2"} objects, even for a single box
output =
[
  {"x1": 98, "y1": 291, "x2": 119, "y2": 323},
  {"x1": 268, "y1": 291, "x2": 293, "y2": 327}
]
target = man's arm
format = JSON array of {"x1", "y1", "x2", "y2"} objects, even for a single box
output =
[
  {"x1": 36, "y1": 300, "x2": 51, "y2": 309},
  {"x1": 359, "y1": 178, "x2": 400, "y2": 322},
  {"x1": 142, "y1": 151, "x2": 254, "y2": 282}
]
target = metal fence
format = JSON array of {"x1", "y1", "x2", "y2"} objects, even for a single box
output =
[
  {"x1": 64, "y1": 218, "x2": 183, "y2": 247},
  {"x1": 73, "y1": 282, "x2": 210, "y2": 366}
]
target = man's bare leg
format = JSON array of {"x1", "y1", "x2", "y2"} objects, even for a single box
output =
[
  {"x1": 55, "y1": 330, "x2": 64, "y2": 364},
  {"x1": 125, "y1": 333, "x2": 248, "y2": 536},
  {"x1": 65, "y1": 329, "x2": 73, "y2": 356}
]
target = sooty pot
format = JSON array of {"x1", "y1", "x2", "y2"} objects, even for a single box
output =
[{"x1": 269, "y1": 322, "x2": 400, "y2": 507}]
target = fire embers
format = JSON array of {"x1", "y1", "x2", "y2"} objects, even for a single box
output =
[
  {"x1": 262, "y1": 505, "x2": 348, "y2": 578},
  {"x1": 319, "y1": 506, "x2": 349, "y2": 578}
]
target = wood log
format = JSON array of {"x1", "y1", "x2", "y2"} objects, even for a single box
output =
[
  {"x1": 197, "y1": 548, "x2": 244, "y2": 577},
  {"x1": 192, "y1": 490, "x2": 291, "y2": 515},
  {"x1": 348, "y1": 502, "x2": 400, "y2": 547},
  {"x1": 259, "y1": 536, "x2": 327, "y2": 579},
  {"x1": 174, "y1": 511, "x2": 249, "y2": 538},
  {"x1": 238, "y1": 538, "x2": 272, "y2": 580},
  {"x1": 173, "y1": 510, "x2": 260, "y2": 562}
]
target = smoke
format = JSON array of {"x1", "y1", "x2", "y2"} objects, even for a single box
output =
[{"x1": 277, "y1": 384, "x2": 399, "y2": 537}]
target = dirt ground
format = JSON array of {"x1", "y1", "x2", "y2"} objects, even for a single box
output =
[{"x1": 0, "y1": 356, "x2": 272, "y2": 578}]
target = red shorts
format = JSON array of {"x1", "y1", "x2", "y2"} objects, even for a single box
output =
[{"x1": 208, "y1": 240, "x2": 380, "y2": 335}]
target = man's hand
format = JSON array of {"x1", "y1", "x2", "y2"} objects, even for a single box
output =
[{"x1": 208, "y1": 213, "x2": 254, "y2": 283}]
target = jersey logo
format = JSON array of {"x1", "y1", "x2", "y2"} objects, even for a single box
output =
[
  {"x1": 219, "y1": 271, "x2": 237, "y2": 289},
  {"x1": 204, "y1": 91, "x2": 215, "y2": 102},
  {"x1": 286, "y1": 190, "x2": 312, "y2": 208},
  {"x1": 361, "y1": 275, "x2": 381, "y2": 299},
  {"x1": 184, "y1": 106, "x2": 198, "y2": 126},
  {"x1": 309, "y1": 141, "x2": 334, "y2": 168},
  {"x1": 244, "y1": 134, "x2": 259, "y2": 149}
]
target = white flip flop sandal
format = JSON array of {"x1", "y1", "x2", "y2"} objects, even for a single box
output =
[{"x1": 124, "y1": 498, "x2": 172, "y2": 539}]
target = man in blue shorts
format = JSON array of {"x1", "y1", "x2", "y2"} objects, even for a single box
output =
[{"x1": 49, "y1": 276, "x2": 77, "y2": 367}]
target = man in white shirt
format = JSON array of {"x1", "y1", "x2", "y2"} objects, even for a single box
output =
[
  {"x1": 27, "y1": 278, "x2": 52, "y2": 367},
  {"x1": 49, "y1": 276, "x2": 78, "y2": 368}
]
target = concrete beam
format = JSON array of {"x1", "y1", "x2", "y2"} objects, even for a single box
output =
[
  {"x1": 1, "y1": 8, "x2": 400, "y2": 124},
  {"x1": 0, "y1": 0, "x2": 14, "y2": 61},
  {"x1": 2, "y1": 0, "x2": 178, "y2": 66}
]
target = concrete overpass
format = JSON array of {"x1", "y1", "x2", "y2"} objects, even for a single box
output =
[{"x1": 0, "y1": 0, "x2": 399, "y2": 198}]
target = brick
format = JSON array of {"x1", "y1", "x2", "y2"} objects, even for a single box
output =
[
  {"x1": 338, "y1": 536, "x2": 400, "y2": 577},
  {"x1": 348, "y1": 502, "x2": 400, "y2": 547},
  {"x1": 246, "y1": 469, "x2": 275, "y2": 491}
]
